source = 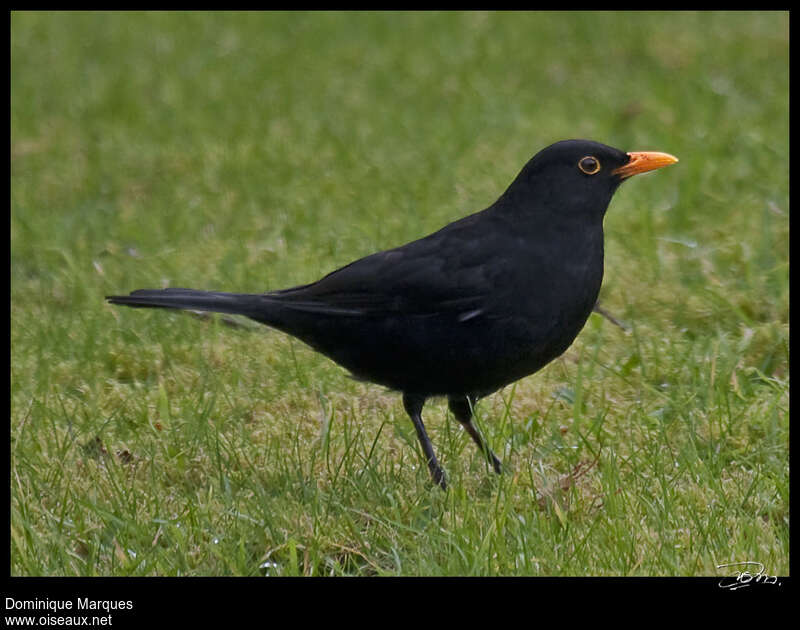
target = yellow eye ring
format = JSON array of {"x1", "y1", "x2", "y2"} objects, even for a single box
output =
[{"x1": 578, "y1": 156, "x2": 601, "y2": 175}]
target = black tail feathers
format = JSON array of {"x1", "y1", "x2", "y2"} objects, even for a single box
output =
[{"x1": 106, "y1": 288, "x2": 265, "y2": 319}]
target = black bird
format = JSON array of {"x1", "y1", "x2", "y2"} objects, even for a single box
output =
[{"x1": 107, "y1": 139, "x2": 677, "y2": 489}]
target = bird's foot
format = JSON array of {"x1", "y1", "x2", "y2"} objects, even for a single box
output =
[{"x1": 429, "y1": 464, "x2": 448, "y2": 490}]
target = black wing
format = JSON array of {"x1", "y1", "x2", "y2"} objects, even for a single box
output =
[{"x1": 269, "y1": 210, "x2": 517, "y2": 321}]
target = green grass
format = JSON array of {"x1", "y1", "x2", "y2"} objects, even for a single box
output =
[{"x1": 11, "y1": 11, "x2": 788, "y2": 576}]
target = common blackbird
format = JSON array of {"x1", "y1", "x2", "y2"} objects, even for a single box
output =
[{"x1": 107, "y1": 139, "x2": 677, "y2": 489}]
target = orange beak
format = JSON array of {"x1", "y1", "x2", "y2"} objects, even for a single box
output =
[{"x1": 612, "y1": 151, "x2": 679, "y2": 179}]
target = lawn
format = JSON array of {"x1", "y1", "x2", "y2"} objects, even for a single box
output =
[{"x1": 11, "y1": 11, "x2": 788, "y2": 576}]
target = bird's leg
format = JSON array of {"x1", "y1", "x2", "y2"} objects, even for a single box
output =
[
  {"x1": 402, "y1": 393, "x2": 447, "y2": 490},
  {"x1": 448, "y1": 396, "x2": 502, "y2": 474}
]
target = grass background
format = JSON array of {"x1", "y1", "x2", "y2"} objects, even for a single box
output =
[{"x1": 11, "y1": 11, "x2": 788, "y2": 576}]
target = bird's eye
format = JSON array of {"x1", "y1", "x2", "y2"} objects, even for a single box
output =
[{"x1": 578, "y1": 156, "x2": 601, "y2": 175}]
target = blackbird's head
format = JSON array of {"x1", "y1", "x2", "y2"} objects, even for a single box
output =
[{"x1": 503, "y1": 139, "x2": 678, "y2": 220}]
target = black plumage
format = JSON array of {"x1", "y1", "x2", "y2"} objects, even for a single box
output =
[{"x1": 107, "y1": 139, "x2": 677, "y2": 488}]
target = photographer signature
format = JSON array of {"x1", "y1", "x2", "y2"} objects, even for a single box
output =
[{"x1": 717, "y1": 561, "x2": 781, "y2": 590}]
